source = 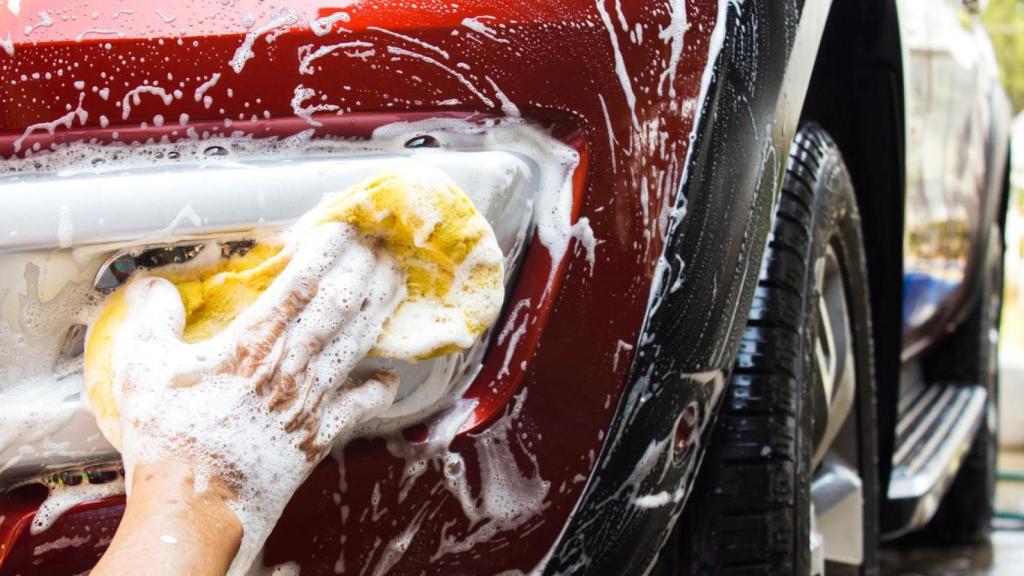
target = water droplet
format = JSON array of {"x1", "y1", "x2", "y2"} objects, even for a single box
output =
[
  {"x1": 404, "y1": 135, "x2": 439, "y2": 149},
  {"x1": 203, "y1": 145, "x2": 229, "y2": 157}
]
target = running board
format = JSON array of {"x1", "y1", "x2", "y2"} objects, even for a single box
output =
[{"x1": 882, "y1": 382, "x2": 988, "y2": 538}]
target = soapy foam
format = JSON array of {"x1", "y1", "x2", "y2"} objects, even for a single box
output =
[
  {"x1": 298, "y1": 41, "x2": 375, "y2": 75},
  {"x1": 0, "y1": 261, "x2": 99, "y2": 472},
  {"x1": 31, "y1": 476, "x2": 125, "y2": 534},
  {"x1": 0, "y1": 377, "x2": 80, "y2": 475},
  {"x1": 0, "y1": 126, "x2": 551, "y2": 459},
  {"x1": 33, "y1": 533, "x2": 92, "y2": 556},
  {"x1": 0, "y1": 119, "x2": 578, "y2": 553},
  {"x1": 230, "y1": 8, "x2": 298, "y2": 73},
  {"x1": 310, "y1": 11, "x2": 351, "y2": 37},
  {"x1": 112, "y1": 222, "x2": 406, "y2": 576},
  {"x1": 13, "y1": 93, "x2": 88, "y2": 153},
  {"x1": 0, "y1": 33, "x2": 13, "y2": 57},
  {"x1": 154, "y1": 8, "x2": 175, "y2": 24},
  {"x1": 89, "y1": 169, "x2": 501, "y2": 573},
  {"x1": 367, "y1": 26, "x2": 449, "y2": 59},
  {"x1": 286, "y1": 165, "x2": 505, "y2": 361},
  {"x1": 0, "y1": 0, "x2": 742, "y2": 569}
]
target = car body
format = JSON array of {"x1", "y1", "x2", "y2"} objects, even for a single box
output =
[{"x1": 0, "y1": 0, "x2": 1010, "y2": 575}]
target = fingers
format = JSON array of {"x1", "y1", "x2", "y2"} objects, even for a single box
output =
[
  {"x1": 216, "y1": 223, "x2": 354, "y2": 385},
  {"x1": 226, "y1": 286, "x2": 313, "y2": 380},
  {"x1": 113, "y1": 275, "x2": 187, "y2": 387},
  {"x1": 265, "y1": 240, "x2": 375, "y2": 401},
  {"x1": 110, "y1": 275, "x2": 190, "y2": 404},
  {"x1": 222, "y1": 223, "x2": 355, "y2": 357},
  {"x1": 261, "y1": 240, "x2": 380, "y2": 406},
  {"x1": 302, "y1": 369, "x2": 401, "y2": 458},
  {"x1": 260, "y1": 232, "x2": 404, "y2": 413},
  {"x1": 120, "y1": 275, "x2": 187, "y2": 341},
  {"x1": 299, "y1": 251, "x2": 406, "y2": 394}
]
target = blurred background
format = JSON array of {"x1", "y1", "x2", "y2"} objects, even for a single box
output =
[
  {"x1": 885, "y1": 1, "x2": 1024, "y2": 573},
  {"x1": 992, "y1": 0, "x2": 1024, "y2": 495}
]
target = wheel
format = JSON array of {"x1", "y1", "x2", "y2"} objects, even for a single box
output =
[
  {"x1": 915, "y1": 228, "x2": 1003, "y2": 544},
  {"x1": 663, "y1": 124, "x2": 879, "y2": 575}
]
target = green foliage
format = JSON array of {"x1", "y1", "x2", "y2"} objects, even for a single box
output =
[{"x1": 985, "y1": 0, "x2": 1024, "y2": 111}]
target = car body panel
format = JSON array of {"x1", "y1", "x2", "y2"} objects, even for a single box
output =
[
  {"x1": 0, "y1": 1, "x2": 722, "y2": 574},
  {"x1": 547, "y1": 1, "x2": 849, "y2": 571}
]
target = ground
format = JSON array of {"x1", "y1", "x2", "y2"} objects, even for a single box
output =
[{"x1": 880, "y1": 450, "x2": 1024, "y2": 575}]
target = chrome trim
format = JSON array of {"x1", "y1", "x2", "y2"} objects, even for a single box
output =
[
  {"x1": 812, "y1": 456, "x2": 864, "y2": 567},
  {"x1": 885, "y1": 384, "x2": 988, "y2": 537}
]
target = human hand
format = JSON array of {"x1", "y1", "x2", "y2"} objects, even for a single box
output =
[{"x1": 108, "y1": 222, "x2": 405, "y2": 574}]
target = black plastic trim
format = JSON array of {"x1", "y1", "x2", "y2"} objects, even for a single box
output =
[{"x1": 545, "y1": 1, "x2": 827, "y2": 573}]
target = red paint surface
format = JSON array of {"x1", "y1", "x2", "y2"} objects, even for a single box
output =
[{"x1": 0, "y1": 0, "x2": 717, "y2": 573}]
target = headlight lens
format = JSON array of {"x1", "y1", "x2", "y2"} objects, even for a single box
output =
[{"x1": 0, "y1": 120, "x2": 580, "y2": 482}]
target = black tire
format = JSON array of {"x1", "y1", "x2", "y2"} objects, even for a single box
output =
[
  {"x1": 916, "y1": 230, "x2": 1003, "y2": 544},
  {"x1": 666, "y1": 125, "x2": 879, "y2": 575}
]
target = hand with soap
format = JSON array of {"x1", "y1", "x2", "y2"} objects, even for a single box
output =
[{"x1": 93, "y1": 222, "x2": 406, "y2": 576}]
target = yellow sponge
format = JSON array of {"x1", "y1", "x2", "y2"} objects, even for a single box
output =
[{"x1": 84, "y1": 167, "x2": 504, "y2": 449}]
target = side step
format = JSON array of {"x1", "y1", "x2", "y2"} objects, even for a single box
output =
[{"x1": 882, "y1": 381, "x2": 988, "y2": 538}]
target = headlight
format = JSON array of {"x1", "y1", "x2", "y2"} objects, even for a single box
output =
[{"x1": 0, "y1": 118, "x2": 581, "y2": 484}]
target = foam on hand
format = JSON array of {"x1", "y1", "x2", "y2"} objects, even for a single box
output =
[
  {"x1": 85, "y1": 162, "x2": 505, "y2": 450},
  {"x1": 80, "y1": 162, "x2": 505, "y2": 575}
]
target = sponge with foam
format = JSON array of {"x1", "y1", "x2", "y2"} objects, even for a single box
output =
[{"x1": 83, "y1": 164, "x2": 504, "y2": 449}]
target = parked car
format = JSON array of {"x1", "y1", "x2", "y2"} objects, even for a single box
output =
[{"x1": 0, "y1": 0, "x2": 1010, "y2": 574}]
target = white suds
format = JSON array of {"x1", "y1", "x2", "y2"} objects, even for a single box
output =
[
  {"x1": 461, "y1": 16, "x2": 509, "y2": 44},
  {"x1": 0, "y1": 33, "x2": 13, "y2": 57},
  {"x1": 598, "y1": 93, "x2": 619, "y2": 173},
  {"x1": 367, "y1": 26, "x2": 449, "y2": 59},
  {"x1": 485, "y1": 77, "x2": 519, "y2": 117},
  {"x1": 634, "y1": 488, "x2": 682, "y2": 509},
  {"x1": 75, "y1": 29, "x2": 125, "y2": 42},
  {"x1": 23, "y1": 10, "x2": 54, "y2": 36},
  {"x1": 230, "y1": 8, "x2": 298, "y2": 73},
  {"x1": 386, "y1": 46, "x2": 495, "y2": 108},
  {"x1": 612, "y1": 339, "x2": 634, "y2": 372},
  {"x1": 290, "y1": 85, "x2": 339, "y2": 126},
  {"x1": 496, "y1": 299, "x2": 531, "y2": 379},
  {"x1": 309, "y1": 11, "x2": 350, "y2": 36},
  {"x1": 121, "y1": 86, "x2": 173, "y2": 120},
  {"x1": 32, "y1": 477, "x2": 125, "y2": 534},
  {"x1": 13, "y1": 93, "x2": 87, "y2": 153},
  {"x1": 154, "y1": 8, "x2": 176, "y2": 24},
  {"x1": 298, "y1": 41, "x2": 374, "y2": 75},
  {"x1": 657, "y1": 0, "x2": 690, "y2": 97},
  {"x1": 594, "y1": 0, "x2": 639, "y2": 131},
  {"x1": 111, "y1": 223, "x2": 408, "y2": 575},
  {"x1": 571, "y1": 217, "x2": 598, "y2": 273},
  {"x1": 193, "y1": 73, "x2": 221, "y2": 103},
  {"x1": 159, "y1": 534, "x2": 178, "y2": 545},
  {"x1": 33, "y1": 534, "x2": 91, "y2": 556}
]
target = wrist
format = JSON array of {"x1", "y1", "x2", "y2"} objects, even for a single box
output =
[
  {"x1": 93, "y1": 458, "x2": 242, "y2": 576},
  {"x1": 129, "y1": 458, "x2": 236, "y2": 512},
  {"x1": 128, "y1": 458, "x2": 242, "y2": 548}
]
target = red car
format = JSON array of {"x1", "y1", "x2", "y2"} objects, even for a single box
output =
[{"x1": 0, "y1": 0, "x2": 1010, "y2": 574}]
